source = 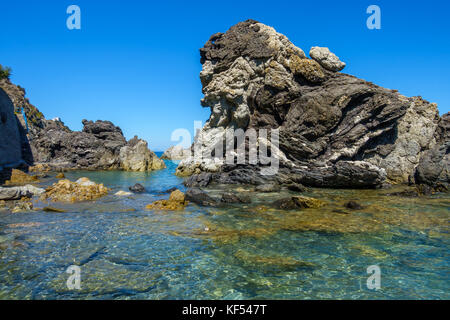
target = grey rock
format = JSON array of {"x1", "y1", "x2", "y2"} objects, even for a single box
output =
[
  {"x1": 0, "y1": 88, "x2": 23, "y2": 169},
  {"x1": 184, "y1": 172, "x2": 213, "y2": 187},
  {"x1": 220, "y1": 192, "x2": 251, "y2": 204},
  {"x1": 256, "y1": 183, "x2": 281, "y2": 193},
  {"x1": 0, "y1": 184, "x2": 45, "y2": 200},
  {"x1": 185, "y1": 188, "x2": 217, "y2": 206},
  {"x1": 161, "y1": 145, "x2": 191, "y2": 160},
  {"x1": 177, "y1": 20, "x2": 447, "y2": 189},
  {"x1": 309, "y1": 46, "x2": 346, "y2": 72},
  {"x1": 129, "y1": 183, "x2": 146, "y2": 193}
]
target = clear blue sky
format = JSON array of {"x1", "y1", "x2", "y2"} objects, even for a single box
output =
[{"x1": 1, "y1": 0, "x2": 449, "y2": 151}]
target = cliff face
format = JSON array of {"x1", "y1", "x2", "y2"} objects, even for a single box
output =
[
  {"x1": 177, "y1": 20, "x2": 449, "y2": 189},
  {"x1": 0, "y1": 88, "x2": 24, "y2": 170},
  {"x1": 0, "y1": 78, "x2": 165, "y2": 172}
]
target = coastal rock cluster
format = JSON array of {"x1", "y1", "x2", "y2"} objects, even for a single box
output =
[
  {"x1": 0, "y1": 78, "x2": 164, "y2": 173},
  {"x1": 177, "y1": 20, "x2": 449, "y2": 189},
  {"x1": 161, "y1": 145, "x2": 191, "y2": 160}
]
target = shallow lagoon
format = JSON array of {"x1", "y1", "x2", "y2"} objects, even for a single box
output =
[{"x1": 0, "y1": 159, "x2": 449, "y2": 299}]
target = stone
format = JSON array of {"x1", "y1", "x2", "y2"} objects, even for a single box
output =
[
  {"x1": 185, "y1": 188, "x2": 218, "y2": 206},
  {"x1": 56, "y1": 173, "x2": 65, "y2": 179},
  {"x1": 273, "y1": 196, "x2": 325, "y2": 210},
  {"x1": 345, "y1": 201, "x2": 364, "y2": 210},
  {"x1": 286, "y1": 183, "x2": 307, "y2": 192},
  {"x1": 129, "y1": 183, "x2": 145, "y2": 193},
  {"x1": 119, "y1": 136, "x2": 165, "y2": 172},
  {"x1": 114, "y1": 190, "x2": 132, "y2": 196},
  {"x1": 220, "y1": 192, "x2": 251, "y2": 204},
  {"x1": 43, "y1": 207, "x2": 67, "y2": 213},
  {"x1": 289, "y1": 55, "x2": 326, "y2": 83},
  {"x1": 256, "y1": 183, "x2": 281, "y2": 193},
  {"x1": 184, "y1": 172, "x2": 213, "y2": 187},
  {"x1": 0, "y1": 184, "x2": 45, "y2": 200},
  {"x1": 161, "y1": 145, "x2": 191, "y2": 160},
  {"x1": 309, "y1": 46, "x2": 346, "y2": 72},
  {"x1": 42, "y1": 178, "x2": 108, "y2": 202},
  {"x1": 145, "y1": 189, "x2": 187, "y2": 211},
  {"x1": 4, "y1": 169, "x2": 39, "y2": 185}
]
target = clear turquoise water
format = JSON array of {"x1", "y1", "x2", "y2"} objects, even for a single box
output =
[{"x1": 0, "y1": 158, "x2": 449, "y2": 300}]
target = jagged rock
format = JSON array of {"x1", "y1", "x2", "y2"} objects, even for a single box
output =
[
  {"x1": 177, "y1": 20, "x2": 447, "y2": 189},
  {"x1": 0, "y1": 184, "x2": 45, "y2": 200},
  {"x1": 129, "y1": 183, "x2": 145, "y2": 193},
  {"x1": 119, "y1": 136, "x2": 165, "y2": 172},
  {"x1": 161, "y1": 145, "x2": 191, "y2": 160},
  {"x1": 220, "y1": 192, "x2": 251, "y2": 204},
  {"x1": 415, "y1": 112, "x2": 449, "y2": 188},
  {"x1": 42, "y1": 178, "x2": 108, "y2": 202},
  {"x1": 185, "y1": 188, "x2": 217, "y2": 206},
  {"x1": 1, "y1": 78, "x2": 164, "y2": 173},
  {"x1": 309, "y1": 47, "x2": 346, "y2": 72},
  {"x1": 184, "y1": 172, "x2": 213, "y2": 187},
  {"x1": 286, "y1": 183, "x2": 307, "y2": 192}
]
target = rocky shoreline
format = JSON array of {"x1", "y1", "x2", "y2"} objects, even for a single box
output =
[{"x1": 1, "y1": 20, "x2": 449, "y2": 214}]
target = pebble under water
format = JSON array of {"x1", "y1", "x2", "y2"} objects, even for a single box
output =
[{"x1": 0, "y1": 158, "x2": 449, "y2": 300}]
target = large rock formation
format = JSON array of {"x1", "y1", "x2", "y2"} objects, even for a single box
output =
[
  {"x1": 0, "y1": 78, "x2": 164, "y2": 172},
  {"x1": 0, "y1": 88, "x2": 24, "y2": 171},
  {"x1": 161, "y1": 145, "x2": 192, "y2": 160},
  {"x1": 177, "y1": 20, "x2": 448, "y2": 189}
]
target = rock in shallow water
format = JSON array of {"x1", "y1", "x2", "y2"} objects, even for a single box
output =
[
  {"x1": 42, "y1": 178, "x2": 108, "y2": 202},
  {"x1": 0, "y1": 184, "x2": 45, "y2": 200},
  {"x1": 145, "y1": 189, "x2": 187, "y2": 211},
  {"x1": 273, "y1": 196, "x2": 325, "y2": 210},
  {"x1": 129, "y1": 183, "x2": 145, "y2": 193},
  {"x1": 185, "y1": 188, "x2": 218, "y2": 207}
]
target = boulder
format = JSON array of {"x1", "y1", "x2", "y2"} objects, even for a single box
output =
[
  {"x1": 129, "y1": 183, "x2": 146, "y2": 193},
  {"x1": 220, "y1": 192, "x2": 251, "y2": 204},
  {"x1": 309, "y1": 46, "x2": 346, "y2": 72},
  {"x1": 145, "y1": 189, "x2": 187, "y2": 211},
  {"x1": 119, "y1": 136, "x2": 165, "y2": 172},
  {"x1": 42, "y1": 178, "x2": 108, "y2": 202},
  {"x1": 256, "y1": 183, "x2": 281, "y2": 193},
  {"x1": 273, "y1": 196, "x2": 325, "y2": 210},
  {"x1": 185, "y1": 188, "x2": 218, "y2": 206}
]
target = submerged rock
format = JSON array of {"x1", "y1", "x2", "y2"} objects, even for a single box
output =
[
  {"x1": 114, "y1": 190, "x2": 132, "y2": 196},
  {"x1": 273, "y1": 196, "x2": 325, "y2": 210},
  {"x1": 176, "y1": 20, "x2": 448, "y2": 189},
  {"x1": 42, "y1": 178, "x2": 108, "y2": 202},
  {"x1": 220, "y1": 192, "x2": 251, "y2": 204},
  {"x1": 344, "y1": 201, "x2": 364, "y2": 210},
  {"x1": 256, "y1": 183, "x2": 281, "y2": 193},
  {"x1": 185, "y1": 188, "x2": 218, "y2": 206},
  {"x1": 129, "y1": 183, "x2": 145, "y2": 193},
  {"x1": 145, "y1": 189, "x2": 187, "y2": 211}
]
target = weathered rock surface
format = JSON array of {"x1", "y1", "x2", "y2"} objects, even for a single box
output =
[
  {"x1": 0, "y1": 88, "x2": 25, "y2": 171},
  {"x1": 145, "y1": 189, "x2": 187, "y2": 211},
  {"x1": 161, "y1": 145, "x2": 192, "y2": 160},
  {"x1": 0, "y1": 184, "x2": 45, "y2": 200},
  {"x1": 220, "y1": 192, "x2": 251, "y2": 204},
  {"x1": 309, "y1": 47, "x2": 346, "y2": 72},
  {"x1": 177, "y1": 20, "x2": 448, "y2": 189},
  {"x1": 273, "y1": 196, "x2": 325, "y2": 210},
  {"x1": 0, "y1": 78, "x2": 164, "y2": 173},
  {"x1": 42, "y1": 178, "x2": 108, "y2": 202},
  {"x1": 185, "y1": 188, "x2": 218, "y2": 206},
  {"x1": 129, "y1": 183, "x2": 146, "y2": 193}
]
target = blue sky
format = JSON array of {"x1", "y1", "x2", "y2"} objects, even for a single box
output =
[{"x1": 1, "y1": 0, "x2": 449, "y2": 151}]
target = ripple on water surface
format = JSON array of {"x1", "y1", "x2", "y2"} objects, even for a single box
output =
[{"x1": 0, "y1": 160, "x2": 449, "y2": 299}]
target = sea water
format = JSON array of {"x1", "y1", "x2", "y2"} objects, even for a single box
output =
[{"x1": 0, "y1": 157, "x2": 448, "y2": 299}]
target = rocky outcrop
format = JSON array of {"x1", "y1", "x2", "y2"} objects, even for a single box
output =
[
  {"x1": 0, "y1": 78, "x2": 164, "y2": 173},
  {"x1": 145, "y1": 189, "x2": 187, "y2": 211},
  {"x1": 0, "y1": 184, "x2": 45, "y2": 200},
  {"x1": 161, "y1": 145, "x2": 192, "y2": 160},
  {"x1": 415, "y1": 112, "x2": 449, "y2": 188},
  {"x1": 0, "y1": 88, "x2": 24, "y2": 171},
  {"x1": 309, "y1": 47, "x2": 346, "y2": 72},
  {"x1": 177, "y1": 20, "x2": 447, "y2": 189}
]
